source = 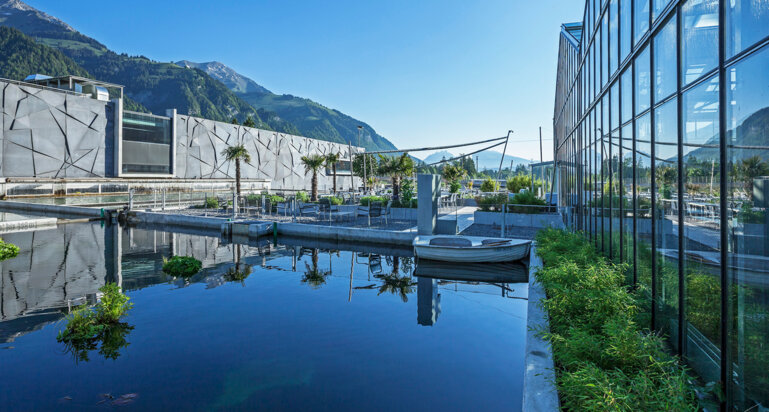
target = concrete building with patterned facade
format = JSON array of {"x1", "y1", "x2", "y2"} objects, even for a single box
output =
[{"x1": 0, "y1": 75, "x2": 362, "y2": 193}]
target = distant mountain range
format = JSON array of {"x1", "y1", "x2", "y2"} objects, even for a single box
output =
[
  {"x1": 422, "y1": 150, "x2": 532, "y2": 170},
  {"x1": 0, "y1": 0, "x2": 397, "y2": 151},
  {"x1": 177, "y1": 60, "x2": 397, "y2": 152}
]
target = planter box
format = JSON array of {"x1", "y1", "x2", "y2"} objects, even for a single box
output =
[{"x1": 474, "y1": 211, "x2": 563, "y2": 229}]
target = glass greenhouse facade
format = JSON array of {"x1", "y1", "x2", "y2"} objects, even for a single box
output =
[{"x1": 553, "y1": 0, "x2": 769, "y2": 409}]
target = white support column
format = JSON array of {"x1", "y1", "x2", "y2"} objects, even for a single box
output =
[{"x1": 417, "y1": 174, "x2": 441, "y2": 235}]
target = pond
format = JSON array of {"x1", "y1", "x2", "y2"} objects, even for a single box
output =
[{"x1": 0, "y1": 223, "x2": 528, "y2": 411}]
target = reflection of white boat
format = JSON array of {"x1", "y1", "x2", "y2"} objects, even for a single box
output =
[
  {"x1": 412, "y1": 236, "x2": 531, "y2": 263},
  {"x1": 414, "y1": 260, "x2": 528, "y2": 283}
]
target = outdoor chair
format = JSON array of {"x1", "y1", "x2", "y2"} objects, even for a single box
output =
[
  {"x1": 276, "y1": 202, "x2": 292, "y2": 216},
  {"x1": 299, "y1": 203, "x2": 320, "y2": 217}
]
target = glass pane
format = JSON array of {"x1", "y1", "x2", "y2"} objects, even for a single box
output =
[
  {"x1": 635, "y1": 0, "x2": 650, "y2": 46},
  {"x1": 654, "y1": 15, "x2": 678, "y2": 102},
  {"x1": 653, "y1": 97, "x2": 679, "y2": 350},
  {"x1": 620, "y1": 0, "x2": 632, "y2": 61},
  {"x1": 635, "y1": 45, "x2": 651, "y2": 114},
  {"x1": 610, "y1": 0, "x2": 619, "y2": 75},
  {"x1": 653, "y1": 0, "x2": 672, "y2": 22},
  {"x1": 726, "y1": 0, "x2": 769, "y2": 58},
  {"x1": 636, "y1": 112, "x2": 653, "y2": 323},
  {"x1": 726, "y1": 46, "x2": 769, "y2": 410},
  {"x1": 611, "y1": 81, "x2": 620, "y2": 131},
  {"x1": 622, "y1": 123, "x2": 634, "y2": 275},
  {"x1": 621, "y1": 68, "x2": 633, "y2": 123},
  {"x1": 602, "y1": 14, "x2": 609, "y2": 88},
  {"x1": 682, "y1": 74, "x2": 721, "y2": 385},
  {"x1": 602, "y1": 95, "x2": 610, "y2": 254},
  {"x1": 682, "y1": 0, "x2": 719, "y2": 86},
  {"x1": 611, "y1": 126, "x2": 621, "y2": 261}
]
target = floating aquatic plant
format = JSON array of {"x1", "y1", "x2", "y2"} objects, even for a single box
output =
[
  {"x1": 162, "y1": 256, "x2": 202, "y2": 277},
  {"x1": 0, "y1": 238, "x2": 19, "y2": 261},
  {"x1": 57, "y1": 283, "x2": 134, "y2": 362}
]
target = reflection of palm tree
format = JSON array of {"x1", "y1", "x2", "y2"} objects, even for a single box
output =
[
  {"x1": 736, "y1": 155, "x2": 769, "y2": 202},
  {"x1": 301, "y1": 249, "x2": 331, "y2": 289},
  {"x1": 225, "y1": 245, "x2": 252, "y2": 284},
  {"x1": 375, "y1": 258, "x2": 416, "y2": 302}
]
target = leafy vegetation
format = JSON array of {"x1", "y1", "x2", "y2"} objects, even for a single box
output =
[
  {"x1": 509, "y1": 190, "x2": 547, "y2": 214},
  {"x1": 221, "y1": 145, "x2": 251, "y2": 197},
  {"x1": 295, "y1": 191, "x2": 311, "y2": 203},
  {"x1": 0, "y1": 238, "x2": 20, "y2": 261},
  {"x1": 204, "y1": 197, "x2": 219, "y2": 209},
  {"x1": 57, "y1": 284, "x2": 134, "y2": 362},
  {"x1": 162, "y1": 256, "x2": 202, "y2": 277},
  {"x1": 319, "y1": 196, "x2": 343, "y2": 206},
  {"x1": 360, "y1": 196, "x2": 386, "y2": 206},
  {"x1": 325, "y1": 152, "x2": 342, "y2": 193},
  {"x1": 535, "y1": 229, "x2": 700, "y2": 411},
  {"x1": 506, "y1": 173, "x2": 543, "y2": 194},
  {"x1": 475, "y1": 193, "x2": 508, "y2": 212},
  {"x1": 301, "y1": 154, "x2": 326, "y2": 201},
  {"x1": 480, "y1": 177, "x2": 499, "y2": 193},
  {"x1": 377, "y1": 153, "x2": 415, "y2": 201}
]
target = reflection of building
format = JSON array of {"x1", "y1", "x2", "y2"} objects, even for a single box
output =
[
  {"x1": 417, "y1": 277, "x2": 440, "y2": 326},
  {"x1": 0, "y1": 76, "x2": 361, "y2": 191},
  {"x1": 553, "y1": 1, "x2": 769, "y2": 409},
  {"x1": 0, "y1": 224, "x2": 112, "y2": 342}
]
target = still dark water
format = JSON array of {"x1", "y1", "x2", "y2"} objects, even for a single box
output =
[{"x1": 0, "y1": 223, "x2": 527, "y2": 411}]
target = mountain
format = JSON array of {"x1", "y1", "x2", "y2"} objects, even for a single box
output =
[
  {"x1": 0, "y1": 26, "x2": 149, "y2": 112},
  {"x1": 685, "y1": 106, "x2": 769, "y2": 162},
  {"x1": 175, "y1": 60, "x2": 270, "y2": 95},
  {"x1": 0, "y1": 0, "x2": 274, "y2": 128},
  {"x1": 180, "y1": 60, "x2": 398, "y2": 152},
  {"x1": 422, "y1": 150, "x2": 532, "y2": 170}
]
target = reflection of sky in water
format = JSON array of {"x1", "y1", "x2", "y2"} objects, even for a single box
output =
[{"x1": 0, "y1": 223, "x2": 527, "y2": 411}]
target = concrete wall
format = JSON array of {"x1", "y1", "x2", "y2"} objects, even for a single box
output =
[
  {"x1": 175, "y1": 115, "x2": 361, "y2": 191},
  {"x1": 0, "y1": 80, "x2": 111, "y2": 178}
]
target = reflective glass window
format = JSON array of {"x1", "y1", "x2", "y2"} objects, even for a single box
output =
[
  {"x1": 726, "y1": 46, "x2": 769, "y2": 410},
  {"x1": 653, "y1": 97, "x2": 679, "y2": 350},
  {"x1": 610, "y1": 0, "x2": 619, "y2": 75},
  {"x1": 682, "y1": 74, "x2": 721, "y2": 384},
  {"x1": 682, "y1": 0, "x2": 719, "y2": 86},
  {"x1": 621, "y1": 68, "x2": 633, "y2": 123},
  {"x1": 653, "y1": 0, "x2": 672, "y2": 22},
  {"x1": 635, "y1": 45, "x2": 651, "y2": 114},
  {"x1": 635, "y1": 0, "x2": 650, "y2": 46},
  {"x1": 654, "y1": 15, "x2": 678, "y2": 102},
  {"x1": 635, "y1": 112, "x2": 653, "y2": 316},
  {"x1": 726, "y1": 0, "x2": 769, "y2": 58},
  {"x1": 620, "y1": 0, "x2": 632, "y2": 61}
]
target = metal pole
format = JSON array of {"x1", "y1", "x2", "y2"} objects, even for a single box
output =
[
  {"x1": 540, "y1": 127, "x2": 545, "y2": 197},
  {"x1": 162, "y1": 188, "x2": 166, "y2": 211},
  {"x1": 497, "y1": 130, "x2": 512, "y2": 182},
  {"x1": 348, "y1": 142, "x2": 354, "y2": 192},
  {"x1": 128, "y1": 188, "x2": 134, "y2": 211}
]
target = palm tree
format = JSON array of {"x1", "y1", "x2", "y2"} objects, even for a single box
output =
[
  {"x1": 736, "y1": 155, "x2": 769, "y2": 202},
  {"x1": 243, "y1": 116, "x2": 257, "y2": 128},
  {"x1": 301, "y1": 154, "x2": 326, "y2": 201},
  {"x1": 221, "y1": 145, "x2": 251, "y2": 197},
  {"x1": 325, "y1": 152, "x2": 342, "y2": 193},
  {"x1": 377, "y1": 153, "x2": 414, "y2": 201},
  {"x1": 301, "y1": 249, "x2": 330, "y2": 289}
]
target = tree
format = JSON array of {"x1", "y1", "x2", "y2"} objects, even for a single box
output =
[
  {"x1": 352, "y1": 153, "x2": 377, "y2": 187},
  {"x1": 243, "y1": 116, "x2": 257, "y2": 128},
  {"x1": 301, "y1": 154, "x2": 326, "y2": 201},
  {"x1": 230, "y1": 117, "x2": 239, "y2": 125},
  {"x1": 442, "y1": 164, "x2": 467, "y2": 193},
  {"x1": 221, "y1": 145, "x2": 251, "y2": 197},
  {"x1": 324, "y1": 152, "x2": 342, "y2": 193},
  {"x1": 377, "y1": 153, "x2": 414, "y2": 201},
  {"x1": 736, "y1": 155, "x2": 769, "y2": 201}
]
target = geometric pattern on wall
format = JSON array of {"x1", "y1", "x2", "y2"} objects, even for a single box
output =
[
  {"x1": 176, "y1": 115, "x2": 361, "y2": 191},
  {"x1": 0, "y1": 80, "x2": 109, "y2": 178}
]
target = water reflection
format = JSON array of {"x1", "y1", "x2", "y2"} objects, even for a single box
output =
[{"x1": 0, "y1": 223, "x2": 528, "y2": 410}]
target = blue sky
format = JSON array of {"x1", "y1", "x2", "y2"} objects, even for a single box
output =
[{"x1": 27, "y1": 0, "x2": 584, "y2": 161}]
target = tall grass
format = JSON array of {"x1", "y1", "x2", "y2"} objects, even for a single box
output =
[{"x1": 535, "y1": 228, "x2": 700, "y2": 411}]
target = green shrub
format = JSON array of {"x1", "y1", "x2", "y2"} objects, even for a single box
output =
[
  {"x1": 475, "y1": 193, "x2": 508, "y2": 212},
  {"x1": 57, "y1": 283, "x2": 134, "y2": 362},
  {"x1": 319, "y1": 196, "x2": 343, "y2": 206},
  {"x1": 534, "y1": 228, "x2": 700, "y2": 411},
  {"x1": 0, "y1": 238, "x2": 19, "y2": 261},
  {"x1": 479, "y1": 177, "x2": 498, "y2": 192},
  {"x1": 245, "y1": 194, "x2": 262, "y2": 204},
  {"x1": 509, "y1": 190, "x2": 547, "y2": 214},
  {"x1": 162, "y1": 256, "x2": 202, "y2": 277},
  {"x1": 296, "y1": 191, "x2": 310, "y2": 203},
  {"x1": 360, "y1": 195, "x2": 386, "y2": 206},
  {"x1": 449, "y1": 181, "x2": 461, "y2": 193},
  {"x1": 269, "y1": 195, "x2": 285, "y2": 204},
  {"x1": 204, "y1": 197, "x2": 219, "y2": 209}
]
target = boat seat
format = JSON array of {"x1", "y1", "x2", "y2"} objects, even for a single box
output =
[
  {"x1": 429, "y1": 237, "x2": 472, "y2": 247},
  {"x1": 481, "y1": 239, "x2": 512, "y2": 245}
]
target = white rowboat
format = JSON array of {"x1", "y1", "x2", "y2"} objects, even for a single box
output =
[{"x1": 412, "y1": 235, "x2": 531, "y2": 263}]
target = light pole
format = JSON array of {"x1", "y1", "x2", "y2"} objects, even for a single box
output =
[{"x1": 358, "y1": 125, "x2": 366, "y2": 193}]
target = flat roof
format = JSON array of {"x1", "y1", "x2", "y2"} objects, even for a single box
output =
[{"x1": 26, "y1": 75, "x2": 124, "y2": 90}]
